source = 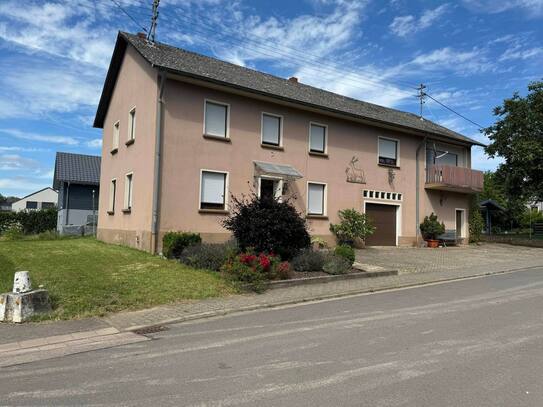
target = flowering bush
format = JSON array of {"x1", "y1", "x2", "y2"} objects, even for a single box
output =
[{"x1": 221, "y1": 251, "x2": 292, "y2": 291}]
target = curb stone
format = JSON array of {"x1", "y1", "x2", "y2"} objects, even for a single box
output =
[{"x1": 120, "y1": 265, "x2": 542, "y2": 332}]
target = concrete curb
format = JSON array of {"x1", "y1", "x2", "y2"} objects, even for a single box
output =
[
  {"x1": 121, "y1": 265, "x2": 542, "y2": 332},
  {"x1": 267, "y1": 269, "x2": 398, "y2": 289}
]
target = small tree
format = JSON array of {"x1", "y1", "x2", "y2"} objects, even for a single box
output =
[
  {"x1": 468, "y1": 197, "x2": 484, "y2": 243},
  {"x1": 222, "y1": 194, "x2": 310, "y2": 260},
  {"x1": 329, "y1": 209, "x2": 375, "y2": 246},
  {"x1": 419, "y1": 213, "x2": 445, "y2": 240}
]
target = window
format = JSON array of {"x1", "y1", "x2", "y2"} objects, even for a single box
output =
[
  {"x1": 200, "y1": 170, "x2": 227, "y2": 210},
  {"x1": 41, "y1": 202, "x2": 55, "y2": 209},
  {"x1": 124, "y1": 173, "x2": 133, "y2": 211},
  {"x1": 261, "y1": 113, "x2": 282, "y2": 146},
  {"x1": 26, "y1": 201, "x2": 38, "y2": 209},
  {"x1": 427, "y1": 149, "x2": 458, "y2": 166},
  {"x1": 109, "y1": 179, "x2": 117, "y2": 213},
  {"x1": 307, "y1": 182, "x2": 326, "y2": 215},
  {"x1": 128, "y1": 108, "x2": 136, "y2": 143},
  {"x1": 112, "y1": 121, "x2": 120, "y2": 152},
  {"x1": 378, "y1": 137, "x2": 398, "y2": 166},
  {"x1": 309, "y1": 123, "x2": 327, "y2": 153},
  {"x1": 204, "y1": 101, "x2": 228, "y2": 138}
]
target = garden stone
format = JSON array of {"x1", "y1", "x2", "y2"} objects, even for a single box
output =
[{"x1": 0, "y1": 272, "x2": 51, "y2": 323}]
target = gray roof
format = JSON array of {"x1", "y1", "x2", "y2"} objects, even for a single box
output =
[
  {"x1": 53, "y1": 152, "x2": 101, "y2": 189},
  {"x1": 94, "y1": 32, "x2": 484, "y2": 147}
]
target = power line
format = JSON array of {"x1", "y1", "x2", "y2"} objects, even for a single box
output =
[
  {"x1": 108, "y1": 0, "x2": 148, "y2": 33},
  {"x1": 425, "y1": 93, "x2": 485, "y2": 130}
]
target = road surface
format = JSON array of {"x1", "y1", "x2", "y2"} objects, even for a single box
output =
[{"x1": 1, "y1": 267, "x2": 543, "y2": 406}]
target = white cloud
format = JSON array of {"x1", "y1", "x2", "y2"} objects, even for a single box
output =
[
  {"x1": 86, "y1": 138, "x2": 102, "y2": 148},
  {"x1": 500, "y1": 46, "x2": 543, "y2": 61},
  {"x1": 409, "y1": 47, "x2": 491, "y2": 74},
  {"x1": 0, "y1": 177, "x2": 50, "y2": 193},
  {"x1": 461, "y1": 0, "x2": 543, "y2": 17},
  {"x1": 390, "y1": 4, "x2": 449, "y2": 37},
  {"x1": 0, "y1": 154, "x2": 40, "y2": 171},
  {"x1": 0, "y1": 129, "x2": 79, "y2": 145}
]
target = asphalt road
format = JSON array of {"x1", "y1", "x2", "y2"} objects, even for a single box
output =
[{"x1": 1, "y1": 268, "x2": 543, "y2": 406}]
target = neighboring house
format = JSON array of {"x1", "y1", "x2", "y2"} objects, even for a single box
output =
[
  {"x1": 11, "y1": 188, "x2": 58, "y2": 212},
  {"x1": 528, "y1": 201, "x2": 543, "y2": 213},
  {"x1": 53, "y1": 152, "x2": 101, "y2": 233},
  {"x1": 93, "y1": 32, "x2": 485, "y2": 253}
]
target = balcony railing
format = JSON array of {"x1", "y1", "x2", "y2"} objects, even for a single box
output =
[{"x1": 425, "y1": 165, "x2": 484, "y2": 193}]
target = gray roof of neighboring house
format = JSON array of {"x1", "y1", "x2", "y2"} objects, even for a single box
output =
[
  {"x1": 53, "y1": 152, "x2": 101, "y2": 190},
  {"x1": 94, "y1": 32, "x2": 485, "y2": 147}
]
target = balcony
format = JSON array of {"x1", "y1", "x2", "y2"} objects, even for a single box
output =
[{"x1": 425, "y1": 165, "x2": 484, "y2": 194}]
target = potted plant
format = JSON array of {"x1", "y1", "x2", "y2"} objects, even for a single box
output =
[{"x1": 420, "y1": 213, "x2": 445, "y2": 248}]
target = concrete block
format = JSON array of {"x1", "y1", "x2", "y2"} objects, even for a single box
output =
[
  {"x1": 0, "y1": 290, "x2": 51, "y2": 323},
  {"x1": 13, "y1": 271, "x2": 32, "y2": 293}
]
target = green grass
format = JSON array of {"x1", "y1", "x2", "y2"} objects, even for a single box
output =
[{"x1": 0, "y1": 238, "x2": 235, "y2": 320}]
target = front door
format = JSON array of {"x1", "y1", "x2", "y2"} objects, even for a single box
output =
[
  {"x1": 260, "y1": 179, "x2": 276, "y2": 200},
  {"x1": 456, "y1": 210, "x2": 464, "y2": 238},
  {"x1": 365, "y1": 203, "x2": 397, "y2": 246}
]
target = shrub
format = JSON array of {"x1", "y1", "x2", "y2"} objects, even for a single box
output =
[
  {"x1": 0, "y1": 208, "x2": 57, "y2": 236},
  {"x1": 3, "y1": 224, "x2": 23, "y2": 241},
  {"x1": 310, "y1": 236, "x2": 328, "y2": 250},
  {"x1": 322, "y1": 255, "x2": 352, "y2": 275},
  {"x1": 469, "y1": 197, "x2": 485, "y2": 243},
  {"x1": 221, "y1": 252, "x2": 284, "y2": 292},
  {"x1": 222, "y1": 193, "x2": 311, "y2": 260},
  {"x1": 334, "y1": 244, "x2": 355, "y2": 265},
  {"x1": 180, "y1": 241, "x2": 238, "y2": 271},
  {"x1": 291, "y1": 249, "x2": 326, "y2": 272},
  {"x1": 162, "y1": 232, "x2": 201, "y2": 259},
  {"x1": 329, "y1": 209, "x2": 375, "y2": 246},
  {"x1": 419, "y1": 213, "x2": 445, "y2": 240}
]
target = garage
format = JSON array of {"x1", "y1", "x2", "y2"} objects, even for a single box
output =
[{"x1": 365, "y1": 203, "x2": 397, "y2": 246}]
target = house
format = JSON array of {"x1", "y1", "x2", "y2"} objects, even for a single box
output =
[
  {"x1": 53, "y1": 152, "x2": 101, "y2": 233},
  {"x1": 528, "y1": 201, "x2": 543, "y2": 213},
  {"x1": 11, "y1": 188, "x2": 58, "y2": 212},
  {"x1": 93, "y1": 32, "x2": 485, "y2": 253}
]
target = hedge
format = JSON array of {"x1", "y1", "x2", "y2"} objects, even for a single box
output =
[{"x1": 0, "y1": 208, "x2": 58, "y2": 235}]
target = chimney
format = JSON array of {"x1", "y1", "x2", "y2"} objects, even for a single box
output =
[
  {"x1": 288, "y1": 76, "x2": 298, "y2": 83},
  {"x1": 137, "y1": 32, "x2": 147, "y2": 39}
]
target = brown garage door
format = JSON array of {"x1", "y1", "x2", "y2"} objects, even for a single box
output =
[{"x1": 365, "y1": 203, "x2": 397, "y2": 246}]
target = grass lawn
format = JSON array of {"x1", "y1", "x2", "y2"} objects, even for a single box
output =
[{"x1": 0, "y1": 238, "x2": 235, "y2": 320}]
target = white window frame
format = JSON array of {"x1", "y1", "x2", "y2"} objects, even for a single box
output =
[
  {"x1": 377, "y1": 136, "x2": 400, "y2": 167},
  {"x1": 309, "y1": 122, "x2": 328, "y2": 154},
  {"x1": 112, "y1": 120, "x2": 120, "y2": 152},
  {"x1": 257, "y1": 175, "x2": 284, "y2": 201},
  {"x1": 199, "y1": 169, "x2": 229, "y2": 211},
  {"x1": 307, "y1": 181, "x2": 327, "y2": 216},
  {"x1": 203, "y1": 99, "x2": 230, "y2": 139},
  {"x1": 455, "y1": 208, "x2": 466, "y2": 238},
  {"x1": 124, "y1": 172, "x2": 133, "y2": 211},
  {"x1": 127, "y1": 107, "x2": 136, "y2": 142},
  {"x1": 260, "y1": 112, "x2": 283, "y2": 147},
  {"x1": 363, "y1": 200, "x2": 402, "y2": 246},
  {"x1": 109, "y1": 178, "x2": 117, "y2": 213}
]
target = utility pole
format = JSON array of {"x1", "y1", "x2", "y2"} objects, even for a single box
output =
[
  {"x1": 148, "y1": 0, "x2": 160, "y2": 43},
  {"x1": 417, "y1": 83, "x2": 426, "y2": 120}
]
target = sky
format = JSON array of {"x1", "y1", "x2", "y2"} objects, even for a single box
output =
[{"x1": 0, "y1": 0, "x2": 542, "y2": 198}]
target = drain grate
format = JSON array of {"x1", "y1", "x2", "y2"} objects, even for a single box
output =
[{"x1": 133, "y1": 325, "x2": 169, "y2": 336}]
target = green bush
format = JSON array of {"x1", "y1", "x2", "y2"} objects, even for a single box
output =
[
  {"x1": 329, "y1": 209, "x2": 375, "y2": 246},
  {"x1": 419, "y1": 213, "x2": 445, "y2": 240},
  {"x1": 162, "y1": 232, "x2": 201, "y2": 259},
  {"x1": 0, "y1": 208, "x2": 57, "y2": 235},
  {"x1": 334, "y1": 244, "x2": 355, "y2": 265},
  {"x1": 221, "y1": 252, "x2": 286, "y2": 292},
  {"x1": 291, "y1": 249, "x2": 326, "y2": 272},
  {"x1": 322, "y1": 255, "x2": 352, "y2": 275},
  {"x1": 469, "y1": 197, "x2": 485, "y2": 243},
  {"x1": 180, "y1": 241, "x2": 238, "y2": 271},
  {"x1": 222, "y1": 193, "x2": 311, "y2": 260},
  {"x1": 3, "y1": 224, "x2": 23, "y2": 241}
]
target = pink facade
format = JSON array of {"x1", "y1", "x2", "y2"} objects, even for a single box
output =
[{"x1": 96, "y1": 39, "x2": 481, "y2": 253}]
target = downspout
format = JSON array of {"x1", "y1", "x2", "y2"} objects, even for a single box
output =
[
  {"x1": 65, "y1": 182, "x2": 70, "y2": 225},
  {"x1": 151, "y1": 70, "x2": 166, "y2": 254},
  {"x1": 415, "y1": 136, "x2": 428, "y2": 247}
]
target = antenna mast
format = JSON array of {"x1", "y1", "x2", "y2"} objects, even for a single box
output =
[
  {"x1": 417, "y1": 83, "x2": 426, "y2": 120},
  {"x1": 148, "y1": 0, "x2": 160, "y2": 42}
]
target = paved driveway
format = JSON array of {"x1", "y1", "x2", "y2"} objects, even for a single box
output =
[{"x1": 358, "y1": 243, "x2": 543, "y2": 274}]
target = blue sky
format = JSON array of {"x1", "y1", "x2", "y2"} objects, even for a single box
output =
[{"x1": 0, "y1": 0, "x2": 542, "y2": 197}]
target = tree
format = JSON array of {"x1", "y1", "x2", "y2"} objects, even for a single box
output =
[
  {"x1": 480, "y1": 171, "x2": 507, "y2": 208},
  {"x1": 484, "y1": 80, "x2": 543, "y2": 202}
]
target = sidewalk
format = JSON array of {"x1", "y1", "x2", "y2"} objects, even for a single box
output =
[{"x1": 105, "y1": 261, "x2": 543, "y2": 331}]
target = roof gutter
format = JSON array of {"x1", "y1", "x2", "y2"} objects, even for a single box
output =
[
  {"x1": 415, "y1": 135, "x2": 428, "y2": 247},
  {"x1": 151, "y1": 70, "x2": 166, "y2": 254}
]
